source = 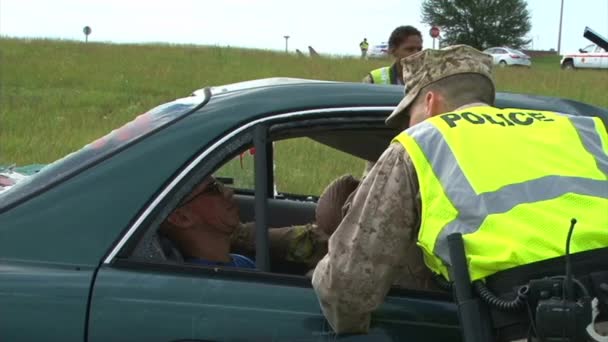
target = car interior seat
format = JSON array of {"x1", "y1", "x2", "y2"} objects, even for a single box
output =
[
  {"x1": 157, "y1": 232, "x2": 184, "y2": 263},
  {"x1": 130, "y1": 229, "x2": 184, "y2": 264}
]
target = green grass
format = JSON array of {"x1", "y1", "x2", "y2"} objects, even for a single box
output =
[{"x1": 1, "y1": 38, "x2": 607, "y2": 194}]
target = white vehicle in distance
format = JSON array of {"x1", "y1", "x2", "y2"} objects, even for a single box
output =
[
  {"x1": 560, "y1": 27, "x2": 608, "y2": 70},
  {"x1": 561, "y1": 44, "x2": 608, "y2": 69},
  {"x1": 368, "y1": 42, "x2": 389, "y2": 59},
  {"x1": 483, "y1": 47, "x2": 532, "y2": 67}
]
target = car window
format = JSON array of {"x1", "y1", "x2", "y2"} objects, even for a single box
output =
[
  {"x1": 497, "y1": 49, "x2": 508, "y2": 54},
  {"x1": 214, "y1": 146, "x2": 255, "y2": 191},
  {"x1": 127, "y1": 116, "x2": 391, "y2": 277},
  {"x1": 581, "y1": 44, "x2": 596, "y2": 53},
  {"x1": 274, "y1": 137, "x2": 366, "y2": 197}
]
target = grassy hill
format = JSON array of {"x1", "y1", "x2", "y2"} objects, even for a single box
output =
[{"x1": 1, "y1": 37, "x2": 607, "y2": 168}]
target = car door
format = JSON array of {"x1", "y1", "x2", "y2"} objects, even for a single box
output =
[
  {"x1": 577, "y1": 44, "x2": 596, "y2": 68},
  {"x1": 585, "y1": 45, "x2": 601, "y2": 68},
  {"x1": 594, "y1": 45, "x2": 608, "y2": 68},
  {"x1": 496, "y1": 49, "x2": 509, "y2": 64},
  {"x1": 86, "y1": 110, "x2": 461, "y2": 342}
]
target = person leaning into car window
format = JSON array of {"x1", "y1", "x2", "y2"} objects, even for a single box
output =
[
  {"x1": 312, "y1": 45, "x2": 608, "y2": 334},
  {"x1": 159, "y1": 174, "x2": 359, "y2": 270}
]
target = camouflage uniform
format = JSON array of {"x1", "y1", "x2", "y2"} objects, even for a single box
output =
[
  {"x1": 312, "y1": 45, "x2": 496, "y2": 334},
  {"x1": 230, "y1": 222, "x2": 330, "y2": 269},
  {"x1": 361, "y1": 62, "x2": 405, "y2": 178}
]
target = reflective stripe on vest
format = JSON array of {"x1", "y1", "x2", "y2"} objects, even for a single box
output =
[
  {"x1": 393, "y1": 106, "x2": 608, "y2": 281},
  {"x1": 370, "y1": 67, "x2": 392, "y2": 85}
]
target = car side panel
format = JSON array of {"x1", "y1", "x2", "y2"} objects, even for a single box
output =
[
  {"x1": 88, "y1": 266, "x2": 461, "y2": 341},
  {"x1": 599, "y1": 48, "x2": 608, "y2": 68},
  {"x1": 573, "y1": 51, "x2": 601, "y2": 68},
  {"x1": 0, "y1": 261, "x2": 94, "y2": 341}
]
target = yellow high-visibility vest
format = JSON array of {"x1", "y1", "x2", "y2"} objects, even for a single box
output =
[
  {"x1": 370, "y1": 67, "x2": 392, "y2": 85},
  {"x1": 393, "y1": 105, "x2": 608, "y2": 281}
]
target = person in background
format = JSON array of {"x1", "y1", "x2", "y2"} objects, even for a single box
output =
[
  {"x1": 362, "y1": 26, "x2": 423, "y2": 85},
  {"x1": 360, "y1": 25, "x2": 424, "y2": 177},
  {"x1": 359, "y1": 38, "x2": 369, "y2": 59}
]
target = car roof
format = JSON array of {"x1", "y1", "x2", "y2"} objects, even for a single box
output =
[
  {"x1": 187, "y1": 78, "x2": 607, "y2": 124},
  {"x1": 191, "y1": 77, "x2": 336, "y2": 97}
]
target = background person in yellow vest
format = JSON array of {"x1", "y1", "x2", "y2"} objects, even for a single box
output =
[
  {"x1": 362, "y1": 25, "x2": 423, "y2": 85},
  {"x1": 359, "y1": 38, "x2": 369, "y2": 59},
  {"x1": 312, "y1": 45, "x2": 608, "y2": 334},
  {"x1": 360, "y1": 25, "x2": 423, "y2": 178}
]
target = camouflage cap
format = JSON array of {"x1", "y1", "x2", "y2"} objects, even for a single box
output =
[{"x1": 386, "y1": 44, "x2": 495, "y2": 128}]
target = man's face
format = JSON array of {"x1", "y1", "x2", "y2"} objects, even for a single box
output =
[
  {"x1": 177, "y1": 177, "x2": 240, "y2": 235},
  {"x1": 391, "y1": 35, "x2": 423, "y2": 60}
]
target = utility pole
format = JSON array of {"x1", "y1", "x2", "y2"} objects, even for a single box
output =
[
  {"x1": 557, "y1": 0, "x2": 564, "y2": 54},
  {"x1": 283, "y1": 35, "x2": 290, "y2": 53}
]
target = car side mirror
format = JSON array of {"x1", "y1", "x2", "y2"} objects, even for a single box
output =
[{"x1": 579, "y1": 49, "x2": 586, "y2": 53}]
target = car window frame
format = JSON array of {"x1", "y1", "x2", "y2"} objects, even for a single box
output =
[
  {"x1": 105, "y1": 106, "x2": 394, "y2": 264},
  {"x1": 118, "y1": 111, "x2": 393, "y2": 266}
]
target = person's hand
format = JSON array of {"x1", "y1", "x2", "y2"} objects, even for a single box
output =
[
  {"x1": 315, "y1": 174, "x2": 360, "y2": 235},
  {"x1": 305, "y1": 268, "x2": 315, "y2": 279}
]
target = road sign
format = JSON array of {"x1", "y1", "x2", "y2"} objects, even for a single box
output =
[
  {"x1": 430, "y1": 26, "x2": 440, "y2": 38},
  {"x1": 83, "y1": 26, "x2": 92, "y2": 43}
]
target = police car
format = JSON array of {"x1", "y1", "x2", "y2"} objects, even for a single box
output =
[{"x1": 561, "y1": 26, "x2": 608, "y2": 69}]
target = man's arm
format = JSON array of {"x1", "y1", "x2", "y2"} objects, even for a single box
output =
[
  {"x1": 231, "y1": 223, "x2": 328, "y2": 268},
  {"x1": 231, "y1": 174, "x2": 359, "y2": 268},
  {"x1": 311, "y1": 143, "x2": 421, "y2": 334},
  {"x1": 361, "y1": 74, "x2": 374, "y2": 84}
]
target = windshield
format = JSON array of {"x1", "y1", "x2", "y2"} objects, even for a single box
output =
[{"x1": 0, "y1": 95, "x2": 205, "y2": 211}]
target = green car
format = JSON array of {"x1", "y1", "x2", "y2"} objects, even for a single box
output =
[{"x1": 1, "y1": 78, "x2": 607, "y2": 342}]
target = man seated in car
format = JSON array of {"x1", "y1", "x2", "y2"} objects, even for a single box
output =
[{"x1": 160, "y1": 175, "x2": 359, "y2": 271}]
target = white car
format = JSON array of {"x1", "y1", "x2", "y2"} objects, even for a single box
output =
[
  {"x1": 483, "y1": 47, "x2": 532, "y2": 67},
  {"x1": 367, "y1": 42, "x2": 389, "y2": 59},
  {"x1": 561, "y1": 44, "x2": 608, "y2": 69}
]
